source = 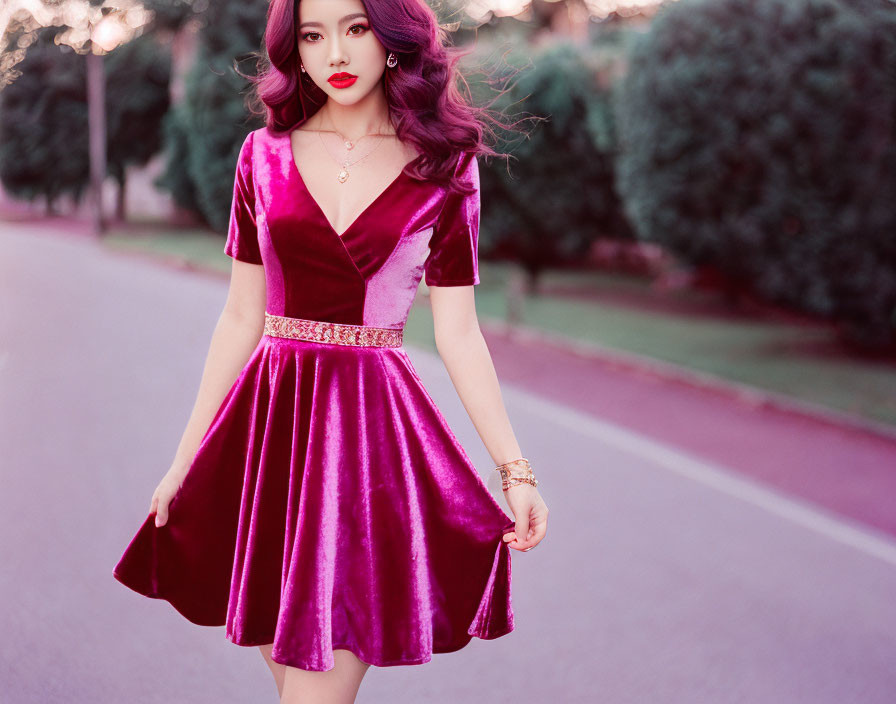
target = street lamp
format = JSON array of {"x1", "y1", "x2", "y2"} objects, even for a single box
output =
[{"x1": 87, "y1": 10, "x2": 142, "y2": 235}]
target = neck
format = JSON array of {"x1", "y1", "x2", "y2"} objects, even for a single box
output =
[{"x1": 319, "y1": 86, "x2": 394, "y2": 140}]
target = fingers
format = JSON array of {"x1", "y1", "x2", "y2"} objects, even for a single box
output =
[
  {"x1": 513, "y1": 515, "x2": 531, "y2": 547},
  {"x1": 522, "y1": 520, "x2": 547, "y2": 551},
  {"x1": 504, "y1": 526, "x2": 536, "y2": 551},
  {"x1": 502, "y1": 512, "x2": 548, "y2": 552},
  {"x1": 499, "y1": 505, "x2": 531, "y2": 550},
  {"x1": 155, "y1": 501, "x2": 168, "y2": 527},
  {"x1": 503, "y1": 531, "x2": 531, "y2": 550}
]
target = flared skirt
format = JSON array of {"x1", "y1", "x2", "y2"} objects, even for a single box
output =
[{"x1": 112, "y1": 334, "x2": 516, "y2": 671}]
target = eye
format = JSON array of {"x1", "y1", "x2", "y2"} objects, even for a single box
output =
[{"x1": 301, "y1": 24, "x2": 368, "y2": 43}]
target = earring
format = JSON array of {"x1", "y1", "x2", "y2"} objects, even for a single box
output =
[
  {"x1": 300, "y1": 63, "x2": 306, "y2": 73},
  {"x1": 386, "y1": 52, "x2": 398, "y2": 68}
]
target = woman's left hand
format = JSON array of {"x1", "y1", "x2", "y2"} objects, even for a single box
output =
[{"x1": 502, "y1": 486, "x2": 549, "y2": 552}]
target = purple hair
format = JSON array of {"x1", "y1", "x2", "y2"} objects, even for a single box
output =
[{"x1": 243, "y1": 0, "x2": 535, "y2": 194}]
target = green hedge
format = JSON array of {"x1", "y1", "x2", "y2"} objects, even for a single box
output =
[
  {"x1": 613, "y1": 0, "x2": 896, "y2": 348},
  {"x1": 477, "y1": 36, "x2": 635, "y2": 284},
  {"x1": 157, "y1": 2, "x2": 265, "y2": 232},
  {"x1": 1, "y1": 27, "x2": 170, "y2": 214}
]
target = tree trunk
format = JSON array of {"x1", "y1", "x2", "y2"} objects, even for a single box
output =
[
  {"x1": 506, "y1": 267, "x2": 526, "y2": 326},
  {"x1": 86, "y1": 51, "x2": 107, "y2": 236},
  {"x1": 487, "y1": 174, "x2": 552, "y2": 293},
  {"x1": 525, "y1": 268, "x2": 540, "y2": 296},
  {"x1": 116, "y1": 173, "x2": 127, "y2": 222}
]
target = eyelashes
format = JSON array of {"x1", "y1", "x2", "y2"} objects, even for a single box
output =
[{"x1": 301, "y1": 24, "x2": 369, "y2": 42}]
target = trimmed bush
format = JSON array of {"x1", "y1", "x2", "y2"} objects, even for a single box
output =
[
  {"x1": 1, "y1": 27, "x2": 171, "y2": 217},
  {"x1": 0, "y1": 28, "x2": 89, "y2": 209},
  {"x1": 479, "y1": 37, "x2": 635, "y2": 286},
  {"x1": 614, "y1": 0, "x2": 896, "y2": 348},
  {"x1": 157, "y1": 2, "x2": 265, "y2": 232}
]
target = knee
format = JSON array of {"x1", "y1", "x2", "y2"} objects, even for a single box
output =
[
  {"x1": 333, "y1": 648, "x2": 371, "y2": 673},
  {"x1": 259, "y1": 644, "x2": 286, "y2": 697},
  {"x1": 279, "y1": 650, "x2": 371, "y2": 703}
]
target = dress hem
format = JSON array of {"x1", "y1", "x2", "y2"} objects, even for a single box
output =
[
  {"x1": 111, "y1": 526, "x2": 516, "y2": 673},
  {"x1": 223, "y1": 622, "x2": 516, "y2": 672}
]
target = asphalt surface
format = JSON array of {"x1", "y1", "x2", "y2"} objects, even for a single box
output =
[{"x1": 1, "y1": 222, "x2": 894, "y2": 703}]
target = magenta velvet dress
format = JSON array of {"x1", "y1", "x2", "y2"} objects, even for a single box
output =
[{"x1": 112, "y1": 126, "x2": 516, "y2": 672}]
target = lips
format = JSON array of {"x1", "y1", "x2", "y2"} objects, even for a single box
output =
[{"x1": 328, "y1": 72, "x2": 358, "y2": 88}]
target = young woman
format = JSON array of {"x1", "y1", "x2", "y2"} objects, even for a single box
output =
[{"x1": 113, "y1": 0, "x2": 549, "y2": 701}]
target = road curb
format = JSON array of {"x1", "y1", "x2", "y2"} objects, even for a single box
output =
[{"x1": 479, "y1": 318, "x2": 896, "y2": 444}]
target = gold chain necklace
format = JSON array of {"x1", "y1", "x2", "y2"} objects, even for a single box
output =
[{"x1": 317, "y1": 119, "x2": 393, "y2": 183}]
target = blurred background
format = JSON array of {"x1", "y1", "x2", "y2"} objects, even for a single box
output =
[
  {"x1": 2, "y1": 1, "x2": 896, "y2": 703},
  {"x1": 3, "y1": 0, "x2": 896, "y2": 404}
]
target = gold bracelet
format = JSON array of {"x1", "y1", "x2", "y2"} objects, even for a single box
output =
[
  {"x1": 494, "y1": 457, "x2": 538, "y2": 491},
  {"x1": 496, "y1": 457, "x2": 530, "y2": 472},
  {"x1": 500, "y1": 472, "x2": 537, "y2": 490}
]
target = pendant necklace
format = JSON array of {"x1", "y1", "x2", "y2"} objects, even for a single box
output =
[{"x1": 317, "y1": 121, "x2": 391, "y2": 183}]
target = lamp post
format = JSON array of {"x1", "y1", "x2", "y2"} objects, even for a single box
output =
[
  {"x1": 86, "y1": 47, "x2": 106, "y2": 235},
  {"x1": 87, "y1": 13, "x2": 130, "y2": 237}
]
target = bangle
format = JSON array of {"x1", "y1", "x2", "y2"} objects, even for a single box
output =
[{"x1": 494, "y1": 457, "x2": 538, "y2": 491}]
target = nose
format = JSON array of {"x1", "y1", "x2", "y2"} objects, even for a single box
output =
[{"x1": 328, "y1": 35, "x2": 348, "y2": 67}]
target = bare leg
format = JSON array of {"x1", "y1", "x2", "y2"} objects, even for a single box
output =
[
  {"x1": 279, "y1": 649, "x2": 372, "y2": 704},
  {"x1": 259, "y1": 644, "x2": 286, "y2": 699}
]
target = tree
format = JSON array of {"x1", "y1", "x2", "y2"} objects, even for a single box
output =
[
  {"x1": 155, "y1": 1, "x2": 266, "y2": 232},
  {"x1": 0, "y1": 26, "x2": 89, "y2": 213},
  {"x1": 154, "y1": 104, "x2": 203, "y2": 217},
  {"x1": 613, "y1": 0, "x2": 896, "y2": 349},
  {"x1": 475, "y1": 38, "x2": 634, "y2": 291},
  {"x1": 105, "y1": 33, "x2": 171, "y2": 220},
  {"x1": 0, "y1": 24, "x2": 171, "y2": 220}
]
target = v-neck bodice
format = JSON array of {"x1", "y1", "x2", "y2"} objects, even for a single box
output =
[
  {"x1": 224, "y1": 126, "x2": 482, "y2": 330},
  {"x1": 287, "y1": 134, "x2": 426, "y2": 239}
]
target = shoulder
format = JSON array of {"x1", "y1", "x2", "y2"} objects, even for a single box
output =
[
  {"x1": 448, "y1": 150, "x2": 479, "y2": 193},
  {"x1": 235, "y1": 126, "x2": 292, "y2": 172},
  {"x1": 241, "y1": 125, "x2": 296, "y2": 153},
  {"x1": 454, "y1": 150, "x2": 479, "y2": 181},
  {"x1": 235, "y1": 128, "x2": 259, "y2": 165},
  {"x1": 240, "y1": 125, "x2": 283, "y2": 153},
  {"x1": 428, "y1": 150, "x2": 478, "y2": 189},
  {"x1": 456, "y1": 149, "x2": 476, "y2": 167}
]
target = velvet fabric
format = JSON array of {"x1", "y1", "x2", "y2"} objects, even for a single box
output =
[
  {"x1": 112, "y1": 126, "x2": 516, "y2": 672},
  {"x1": 224, "y1": 127, "x2": 481, "y2": 325}
]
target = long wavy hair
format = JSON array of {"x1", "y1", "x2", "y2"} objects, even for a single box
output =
[{"x1": 242, "y1": 0, "x2": 537, "y2": 194}]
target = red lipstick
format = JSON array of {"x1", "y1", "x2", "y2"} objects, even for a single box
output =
[{"x1": 328, "y1": 72, "x2": 358, "y2": 88}]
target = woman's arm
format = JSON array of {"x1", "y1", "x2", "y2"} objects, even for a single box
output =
[
  {"x1": 152, "y1": 259, "x2": 266, "y2": 526},
  {"x1": 430, "y1": 285, "x2": 522, "y2": 465},
  {"x1": 171, "y1": 259, "x2": 266, "y2": 465},
  {"x1": 429, "y1": 285, "x2": 549, "y2": 552}
]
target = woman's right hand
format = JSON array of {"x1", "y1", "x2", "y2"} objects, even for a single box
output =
[{"x1": 150, "y1": 463, "x2": 190, "y2": 527}]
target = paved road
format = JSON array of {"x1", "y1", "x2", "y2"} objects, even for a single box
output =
[
  {"x1": 480, "y1": 321, "x2": 896, "y2": 541},
  {"x1": 1, "y1": 222, "x2": 895, "y2": 703}
]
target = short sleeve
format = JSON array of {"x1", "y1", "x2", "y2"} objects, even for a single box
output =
[
  {"x1": 423, "y1": 151, "x2": 480, "y2": 287},
  {"x1": 223, "y1": 131, "x2": 262, "y2": 265}
]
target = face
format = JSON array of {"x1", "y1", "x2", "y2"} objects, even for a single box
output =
[{"x1": 297, "y1": 0, "x2": 388, "y2": 105}]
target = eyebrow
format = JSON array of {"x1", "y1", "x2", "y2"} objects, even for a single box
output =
[{"x1": 299, "y1": 13, "x2": 368, "y2": 29}]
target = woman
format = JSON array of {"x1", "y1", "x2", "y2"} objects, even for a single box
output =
[{"x1": 113, "y1": 0, "x2": 549, "y2": 701}]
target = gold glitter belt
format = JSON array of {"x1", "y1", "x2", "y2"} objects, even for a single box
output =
[{"x1": 263, "y1": 312, "x2": 403, "y2": 348}]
